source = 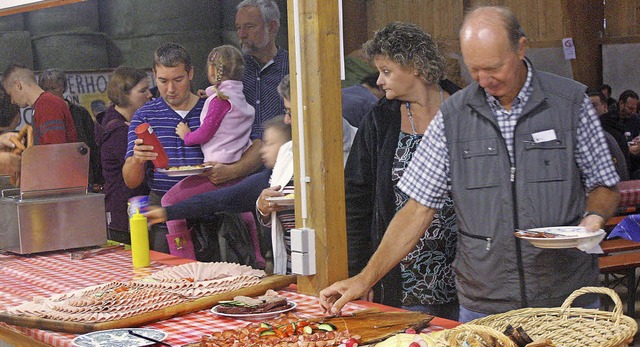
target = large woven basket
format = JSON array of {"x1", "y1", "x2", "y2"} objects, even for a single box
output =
[
  {"x1": 433, "y1": 324, "x2": 517, "y2": 346},
  {"x1": 464, "y1": 286, "x2": 638, "y2": 346}
]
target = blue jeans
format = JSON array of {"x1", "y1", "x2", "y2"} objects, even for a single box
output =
[
  {"x1": 164, "y1": 168, "x2": 271, "y2": 220},
  {"x1": 459, "y1": 298, "x2": 600, "y2": 323}
]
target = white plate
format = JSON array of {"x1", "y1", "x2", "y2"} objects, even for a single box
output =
[
  {"x1": 514, "y1": 226, "x2": 605, "y2": 249},
  {"x1": 211, "y1": 301, "x2": 297, "y2": 321},
  {"x1": 72, "y1": 328, "x2": 168, "y2": 347},
  {"x1": 266, "y1": 196, "x2": 295, "y2": 207},
  {"x1": 156, "y1": 165, "x2": 212, "y2": 177}
]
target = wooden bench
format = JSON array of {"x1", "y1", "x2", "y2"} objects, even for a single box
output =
[
  {"x1": 601, "y1": 238, "x2": 640, "y2": 254},
  {"x1": 599, "y1": 251, "x2": 640, "y2": 318},
  {"x1": 605, "y1": 215, "x2": 625, "y2": 231}
]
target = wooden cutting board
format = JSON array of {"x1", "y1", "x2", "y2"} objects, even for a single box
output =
[
  {"x1": 0, "y1": 274, "x2": 296, "y2": 334},
  {"x1": 182, "y1": 309, "x2": 433, "y2": 346},
  {"x1": 312, "y1": 309, "x2": 434, "y2": 344}
]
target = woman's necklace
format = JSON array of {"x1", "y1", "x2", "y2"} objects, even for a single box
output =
[
  {"x1": 404, "y1": 87, "x2": 444, "y2": 136},
  {"x1": 405, "y1": 101, "x2": 419, "y2": 136}
]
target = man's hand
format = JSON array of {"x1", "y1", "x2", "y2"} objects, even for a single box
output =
[
  {"x1": 319, "y1": 274, "x2": 372, "y2": 315},
  {"x1": 131, "y1": 138, "x2": 158, "y2": 164},
  {"x1": 144, "y1": 206, "x2": 168, "y2": 225},
  {"x1": 206, "y1": 139, "x2": 263, "y2": 185},
  {"x1": 175, "y1": 122, "x2": 190, "y2": 140},
  {"x1": 123, "y1": 138, "x2": 155, "y2": 189},
  {"x1": 206, "y1": 162, "x2": 239, "y2": 185},
  {"x1": 579, "y1": 213, "x2": 606, "y2": 232},
  {"x1": 0, "y1": 132, "x2": 17, "y2": 151},
  {"x1": 580, "y1": 186, "x2": 619, "y2": 231}
]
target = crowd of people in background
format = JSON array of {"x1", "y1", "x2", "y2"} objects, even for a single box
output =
[{"x1": 1, "y1": 0, "x2": 639, "y2": 324}]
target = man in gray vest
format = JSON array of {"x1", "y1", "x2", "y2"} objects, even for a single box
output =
[{"x1": 320, "y1": 6, "x2": 619, "y2": 322}]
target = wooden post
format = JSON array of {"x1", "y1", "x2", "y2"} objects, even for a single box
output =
[
  {"x1": 561, "y1": 0, "x2": 603, "y2": 88},
  {"x1": 286, "y1": 0, "x2": 349, "y2": 295}
]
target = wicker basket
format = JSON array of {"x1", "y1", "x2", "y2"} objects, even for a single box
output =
[
  {"x1": 463, "y1": 286, "x2": 638, "y2": 346},
  {"x1": 434, "y1": 324, "x2": 518, "y2": 346}
]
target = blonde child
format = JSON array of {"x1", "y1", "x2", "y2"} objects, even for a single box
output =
[{"x1": 161, "y1": 45, "x2": 259, "y2": 262}]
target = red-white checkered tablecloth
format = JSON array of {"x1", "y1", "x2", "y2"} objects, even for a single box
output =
[
  {"x1": 0, "y1": 249, "x2": 369, "y2": 347},
  {"x1": 619, "y1": 180, "x2": 640, "y2": 209}
]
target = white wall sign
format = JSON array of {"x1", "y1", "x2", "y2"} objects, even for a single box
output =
[{"x1": 562, "y1": 38, "x2": 576, "y2": 60}]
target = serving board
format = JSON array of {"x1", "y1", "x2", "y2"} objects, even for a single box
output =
[
  {"x1": 312, "y1": 309, "x2": 434, "y2": 344},
  {"x1": 183, "y1": 309, "x2": 433, "y2": 346},
  {"x1": 0, "y1": 274, "x2": 296, "y2": 334}
]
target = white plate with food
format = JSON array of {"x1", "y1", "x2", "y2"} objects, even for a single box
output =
[
  {"x1": 211, "y1": 301, "x2": 297, "y2": 321},
  {"x1": 157, "y1": 164, "x2": 212, "y2": 177},
  {"x1": 72, "y1": 328, "x2": 168, "y2": 347},
  {"x1": 266, "y1": 195, "x2": 295, "y2": 207},
  {"x1": 514, "y1": 226, "x2": 605, "y2": 249}
]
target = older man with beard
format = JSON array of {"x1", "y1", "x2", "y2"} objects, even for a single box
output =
[{"x1": 204, "y1": 0, "x2": 290, "y2": 187}]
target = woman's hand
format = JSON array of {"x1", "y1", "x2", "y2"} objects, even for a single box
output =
[
  {"x1": 175, "y1": 122, "x2": 191, "y2": 140},
  {"x1": 256, "y1": 186, "x2": 286, "y2": 218},
  {"x1": 144, "y1": 206, "x2": 168, "y2": 225}
]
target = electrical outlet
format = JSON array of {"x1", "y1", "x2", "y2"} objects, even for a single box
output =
[{"x1": 290, "y1": 228, "x2": 316, "y2": 275}]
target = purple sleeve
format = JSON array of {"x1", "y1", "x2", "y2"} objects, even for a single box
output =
[{"x1": 183, "y1": 98, "x2": 231, "y2": 145}]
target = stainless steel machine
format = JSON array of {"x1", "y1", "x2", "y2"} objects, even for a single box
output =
[{"x1": 0, "y1": 143, "x2": 106, "y2": 254}]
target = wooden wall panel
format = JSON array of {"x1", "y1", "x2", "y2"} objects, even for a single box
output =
[
  {"x1": 604, "y1": 0, "x2": 640, "y2": 39},
  {"x1": 365, "y1": 0, "x2": 569, "y2": 49},
  {"x1": 467, "y1": 0, "x2": 565, "y2": 44},
  {"x1": 366, "y1": 0, "x2": 463, "y2": 41}
]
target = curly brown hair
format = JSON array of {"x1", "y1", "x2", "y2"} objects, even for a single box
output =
[{"x1": 362, "y1": 21, "x2": 445, "y2": 85}]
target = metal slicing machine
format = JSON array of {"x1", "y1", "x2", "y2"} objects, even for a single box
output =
[{"x1": 0, "y1": 143, "x2": 106, "y2": 254}]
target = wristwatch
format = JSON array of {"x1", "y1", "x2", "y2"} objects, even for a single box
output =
[{"x1": 582, "y1": 211, "x2": 606, "y2": 220}]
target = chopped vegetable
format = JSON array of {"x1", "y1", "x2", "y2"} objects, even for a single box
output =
[
  {"x1": 259, "y1": 322, "x2": 272, "y2": 329},
  {"x1": 260, "y1": 330, "x2": 276, "y2": 337},
  {"x1": 317, "y1": 323, "x2": 336, "y2": 331}
]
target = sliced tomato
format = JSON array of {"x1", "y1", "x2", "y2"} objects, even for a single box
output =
[{"x1": 285, "y1": 323, "x2": 296, "y2": 336}]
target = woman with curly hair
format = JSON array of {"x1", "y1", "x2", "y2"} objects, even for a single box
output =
[{"x1": 344, "y1": 21, "x2": 460, "y2": 320}]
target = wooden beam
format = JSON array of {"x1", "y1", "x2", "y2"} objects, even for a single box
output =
[
  {"x1": 342, "y1": 0, "x2": 368, "y2": 54},
  {"x1": 561, "y1": 0, "x2": 603, "y2": 88},
  {"x1": 287, "y1": 0, "x2": 348, "y2": 295},
  {"x1": 0, "y1": 0, "x2": 83, "y2": 17}
]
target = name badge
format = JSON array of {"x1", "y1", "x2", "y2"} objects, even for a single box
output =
[{"x1": 531, "y1": 129, "x2": 557, "y2": 143}]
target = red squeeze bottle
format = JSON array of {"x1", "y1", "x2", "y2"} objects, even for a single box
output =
[{"x1": 135, "y1": 123, "x2": 169, "y2": 169}]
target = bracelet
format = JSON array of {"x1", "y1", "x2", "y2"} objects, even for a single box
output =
[{"x1": 582, "y1": 211, "x2": 606, "y2": 220}]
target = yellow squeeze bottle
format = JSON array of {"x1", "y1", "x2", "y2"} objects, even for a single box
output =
[{"x1": 129, "y1": 208, "x2": 150, "y2": 268}]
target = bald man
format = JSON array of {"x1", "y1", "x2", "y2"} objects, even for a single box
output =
[
  {"x1": 2, "y1": 64, "x2": 77, "y2": 145},
  {"x1": 319, "y1": 6, "x2": 619, "y2": 322}
]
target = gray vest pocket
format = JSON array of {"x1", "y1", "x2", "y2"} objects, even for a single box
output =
[
  {"x1": 460, "y1": 138, "x2": 501, "y2": 189},
  {"x1": 522, "y1": 138, "x2": 567, "y2": 182}
]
